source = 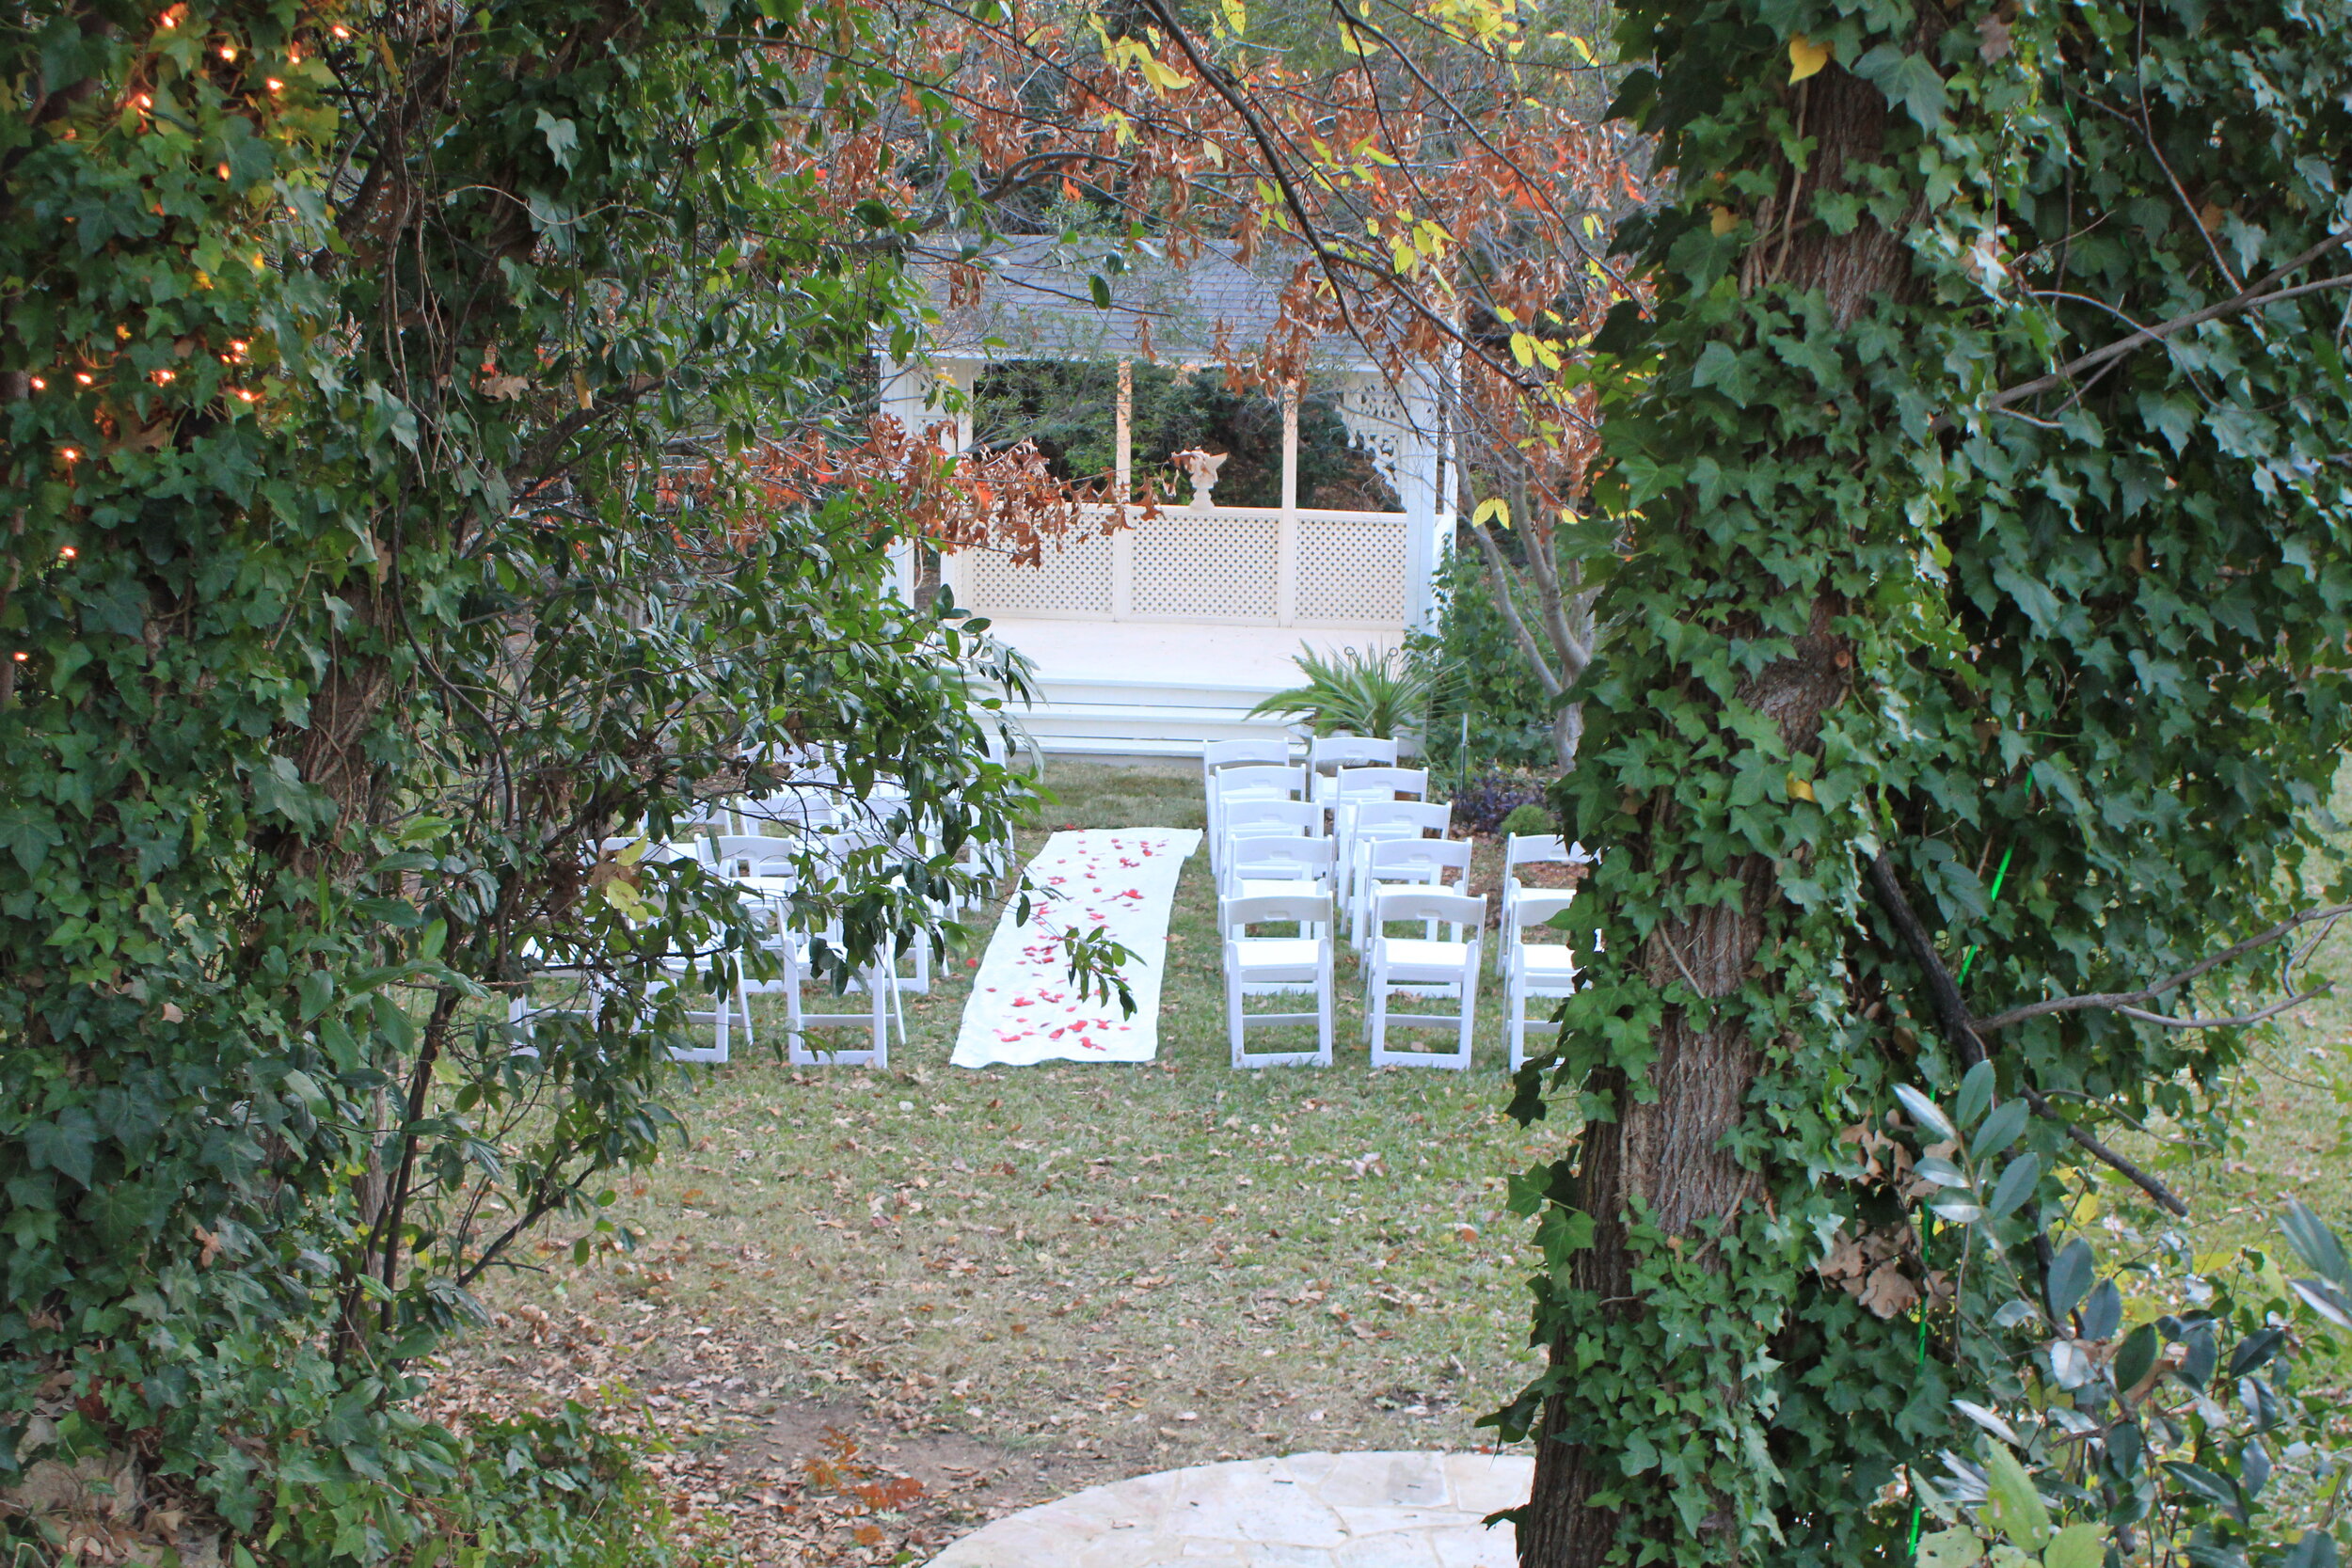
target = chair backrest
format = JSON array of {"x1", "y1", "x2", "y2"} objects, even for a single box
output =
[
  {"x1": 707, "y1": 834, "x2": 797, "y2": 879},
  {"x1": 1372, "y1": 888, "x2": 1485, "y2": 940},
  {"x1": 1221, "y1": 893, "x2": 1332, "y2": 935},
  {"x1": 1348, "y1": 799, "x2": 1452, "y2": 837},
  {"x1": 1504, "y1": 832, "x2": 1569, "y2": 872},
  {"x1": 1365, "y1": 835, "x2": 1472, "y2": 881},
  {"x1": 1228, "y1": 835, "x2": 1337, "y2": 879},
  {"x1": 1310, "y1": 735, "x2": 1399, "y2": 774},
  {"x1": 1222, "y1": 797, "x2": 1320, "y2": 836},
  {"x1": 1212, "y1": 763, "x2": 1307, "y2": 800},
  {"x1": 1330, "y1": 765, "x2": 1428, "y2": 802},
  {"x1": 1204, "y1": 738, "x2": 1292, "y2": 779},
  {"x1": 1513, "y1": 891, "x2": 1579, "y2": 938}
]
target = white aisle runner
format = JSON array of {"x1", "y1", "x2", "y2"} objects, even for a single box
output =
[{"x1": 950, "y1": 828, "x2": 1201, "y2": 1069}]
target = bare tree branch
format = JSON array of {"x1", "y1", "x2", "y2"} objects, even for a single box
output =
[
  {"x1": 1976, "y1": 901, "x2": 2352, "y2": 1031},
  {"x1": 1867, "y1": 851, "x2": 2189, "y2": 1216}
]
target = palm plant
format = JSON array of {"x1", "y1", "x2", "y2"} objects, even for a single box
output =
[{"x1": 1248, "y1": 643, "x2": 1431, "y2": 739}]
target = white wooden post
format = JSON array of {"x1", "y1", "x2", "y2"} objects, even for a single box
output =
[
  {"x1": 1111, "y1": 357, "x2": 1135, "y2": 621},
  {"x1": 877, "y1": 353, "x2": 926, "y2": 604},
  {"x1": 1278, "y1": 380, "x2": 1300, "y2": 626},
  {"x1": 1400, "y1": 374, "x2": 1441, "y2": 633}
]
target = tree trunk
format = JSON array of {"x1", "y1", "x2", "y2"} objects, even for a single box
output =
[
  {"x1": 1552, "y1": 701, "x2": 1582, "y2": 774},
  {"x1": 1517, "y1": 58, "x2": 1913, "y2": 1567}
]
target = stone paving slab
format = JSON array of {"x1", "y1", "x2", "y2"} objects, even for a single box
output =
[{"x1": 927, "y1": 1451, "x2": 1530, "y2": 1568}]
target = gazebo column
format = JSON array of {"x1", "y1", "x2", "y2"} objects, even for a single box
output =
[
  {"x1": 1278, "y1": 381, "x2": 1300, "y2": 626},
  {"x1": 877, "y1": 353, "x2": 928, "y2": 604},
  {"x1": 1111, "y1": 358, "x2": 1134, "y2": 620},
  {"x1": 1399, "y1": 378, "x2": 1442, "y2": 633}
]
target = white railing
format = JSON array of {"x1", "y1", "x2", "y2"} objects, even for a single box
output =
[{"x1": 946, "y1": 502, "x2": 1415, "y2": 627}]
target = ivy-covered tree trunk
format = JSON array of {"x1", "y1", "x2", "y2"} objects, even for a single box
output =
[
  {"x1": 1502, "y1": 3, "x2": 2352, "y2": 1563},
  {"x1": 1519, "y1": 63, "x2": 1906, "y2": 1560}
]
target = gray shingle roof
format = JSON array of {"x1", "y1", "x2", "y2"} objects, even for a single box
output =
[{"x1": 908, "y1": 237, "x2": 1377, "y2": 371}]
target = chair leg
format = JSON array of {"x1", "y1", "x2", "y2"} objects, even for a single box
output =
[
  {"x1": 1226, "y1": 956, "x2": 1245, "y2": 1069},
  {"x1": 1455, "y1": 956, "x2": 1478, "y2": 1067},
  {"x1": 1507, "y1": 967, "x2": 1525, "y2": 1072},
  {"x1": 1366, "y1": 957, "x2": 1388, "y2": 1056},
  {"x1": 1316, "y1": 948, "x2": 1334, "y2": 1067}
]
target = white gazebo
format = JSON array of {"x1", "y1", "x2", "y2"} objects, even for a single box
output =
[{"x1": 882, "y1": 241, "x2": 1454, "y2": 756}]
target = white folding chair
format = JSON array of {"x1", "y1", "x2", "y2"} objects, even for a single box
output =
[
  {"x1": 1497, "y1": 833, "x2": 1594, "y2": 970},
  {"x1": 1505, "y1": 891, "x2": 1582, "y2": 1070},
  {"x1": 1308, "y1": 735, "x2": 1400, "y2": 803},
  {"x1": 1350, "y1": 834, "x2": 1472, "y2": 948},
  {"x1": 1334, "y1": 799, "x2": 1450, "y2": 915},
  {"x1": 586, "y1": 837, "x2": 749, "y2": 1063},
  {"x1": 1220, "y1": 894, "x2": 1335, "y2": 1069},
  {"x1": 1207, "y1": 763, "x2": 1308, "y2": 872},
  {"x1": 1220, "y1": 796, "x2": 1320, "y2": 853},
  {"x1": 1364, "y1": 888, "x2": 1485, "y2": 1069},
  {"x1": 1223, "y1": 837, "x2": 1340, "y2": 937},
  {"x1": 1202, "y1": 737, "x2": 1294, "y2": 792},
  {"x1": 1327, "y1": 765, "x2": 1430, "y2": 846}
]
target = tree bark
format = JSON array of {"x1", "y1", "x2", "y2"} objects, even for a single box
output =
[{"x1": 1518, "y1": 58, "x2": 1913, "y2": 1567}]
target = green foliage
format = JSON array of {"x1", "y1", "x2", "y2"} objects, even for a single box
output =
[
  {"x1": 0, "y1": 0, "x2": 1038, "y2": 1558},
  {"x1": 1500, "y1": 803, "x2": 1557, "y2": 838},
  {"x1": 1496, "y1": 0, "x2": 2352, "y2": 1560},
  {"x1": 1896, "y1": 1078, "x2": 2350, "y2": 1567},
  {"x1": 972, "y1": 358, "x2": 1397, "y2": 510},
  {"x1": 1407, "y1": 549, "x2": 1556, "y2": 776},
  {"x1": 1248, "y1": 643, "x2": 1431, "y2": 739}
]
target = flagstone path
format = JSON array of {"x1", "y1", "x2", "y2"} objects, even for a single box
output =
[{"x1": 926, "y1": 1449, "x2": 1530, "y2": 1567}]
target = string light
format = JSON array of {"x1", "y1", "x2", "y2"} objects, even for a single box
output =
[
  {"x1": 135, "y1": 93, "x2": 153, "y2": 108},
  {"x1": 27, "y1": 376, "x2": 44, "y2": 390},
  {"x1": 152, "y1": 369, "x2": 174, "y2": 384},
  {"x1": 74, "y1": 372, "x2": 93, "y2": 386},
  {"x1": 216, "y1": 163, "x2": 231, "y2": 181},
  {"x1": 59, "y1": 448, "x2": 79, "y2": 461},
  {"x1": 11, "y1": 653, "x2": 27, "y2": 664},
  {"x1": 58, "y1": 547, "x2": 77, "y2": 560},
  {"x1": 265, "y1": 78, "x2": 284, "y2": 92},
  {"x1": 330, "y1": 24, "x2": 351, "y2": 39},
  {"x1": 234, "y1": 388, "x2": 258, "y2": 403},
  {"x1": 219, "y1": 43, "x2": 236, "y2": 60}
]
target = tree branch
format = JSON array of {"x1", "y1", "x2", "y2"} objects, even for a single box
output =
[
  {"x1": 1867, "y1": 851, "x2": 2188, "y2": 1216},
  {"x1": 1963, "y1": 230, "x2": 2352, "y2": 420},
  {"x1": 1467, "y1": 515, "x2": 1564, "y2": 697},
  {"x1": 1976, "y1": 902, "x2": 2352, "y2": 1031}
]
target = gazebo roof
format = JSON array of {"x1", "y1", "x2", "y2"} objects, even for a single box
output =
[{"x1": 907, "y1": 236, "x2": 1379, "y2": 372}]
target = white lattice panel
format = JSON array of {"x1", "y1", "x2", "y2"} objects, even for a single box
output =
[
  {"x1": 959, "y1": 532, "x2": 1115, "y2": 616},
  {"x1": 1296, "y1": 516, "x2": 1409, "y2": 625},
  {"x1": 1132, "y1": 510, "x2": 1279, "y2": 621}
]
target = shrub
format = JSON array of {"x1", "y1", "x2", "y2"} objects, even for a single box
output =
[
  {"x1": 1499, "y1": 803, "x2": 1557, "y2": 839},
  {"x1": 1248, "y1": 644, "x2": 1431, "y2": 739},
  {"x1": 1449, "y1": 772, "x2": 1552, "y2": 836},
  {"x1": 1408, "y1": 550, "x2": 1557, "y2": 780}
]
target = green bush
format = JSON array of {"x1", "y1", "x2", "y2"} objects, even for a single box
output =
[
  {"x1": 1407, "y1": 549, "x2": 1556, "y2": 779},
  {"x1": 1248, "y1": 644, "x2": 1430, "y2": 739},
  {"x1": 1499, "y1": 803, "x2": 1557, "y2": 839}
]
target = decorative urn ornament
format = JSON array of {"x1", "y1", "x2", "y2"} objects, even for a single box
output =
[{"x1": 1170, "y1": 447, "x2": 1229, "y2": 510}]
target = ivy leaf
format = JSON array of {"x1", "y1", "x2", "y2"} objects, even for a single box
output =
[
  {"x1": 25, "y1": 1108, "x2": 98, "y2": 1189},
  {"x1": 1787, "y1": 33, "x2": 1829, "y2": 83},
  {"x1": 534, "y1": 108, "x2": 580, "y2": 172},
  {"x1": 1981, "y1": 1445, "x2": 2051, "y2": 1551},
  {"x1": 1851, "y1": 44, "x2": 1947, "y2": 130}
]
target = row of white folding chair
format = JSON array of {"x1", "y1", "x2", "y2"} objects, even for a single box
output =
[
  {"x1": 681, "y1": 832, "x2": 897, "y2": 1066},
  {"x1": 1505, "y1": 890, "x2": 1581, "y2": 1071},
  {"x1": 1220, "y1": 893, "x2": 1336, "y2": 1068}
]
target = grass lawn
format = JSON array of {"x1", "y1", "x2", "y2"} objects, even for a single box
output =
[{"x1": 428, "y1": 760, "x2": 2351, "y2": 1566}]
